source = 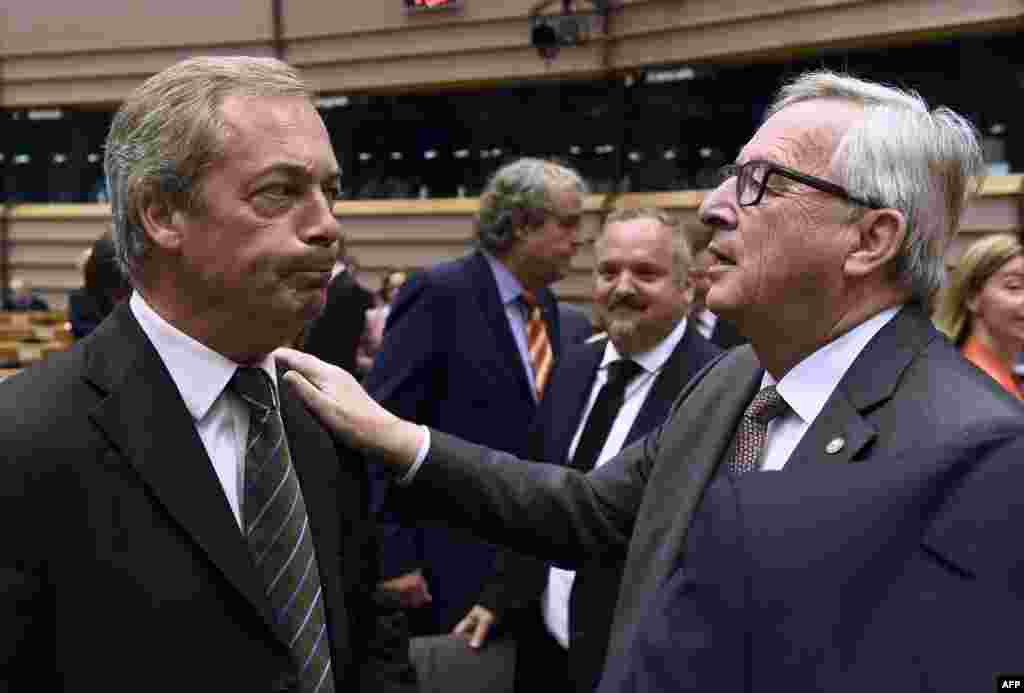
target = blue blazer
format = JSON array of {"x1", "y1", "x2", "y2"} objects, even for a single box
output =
[
  {"x1": 365, "y1": 249, "x2": 562, "y2": 634},
  {"x1": 394, "y1": 304, "x2": 1024, "y2": 691},
  {"x1": 479, "y1": 322, "x2": 721, "y2": 693}
]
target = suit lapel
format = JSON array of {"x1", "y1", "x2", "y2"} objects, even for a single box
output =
[
  {"x1": 550, "y1": 341, "x2": 604, "y2": 463},
  {"x1": 786, "y1": 305, "x2": 934, "y2": 469},
  {"x1": 467, "y1": 250, "x2": 539, "y2": 404},
  {"x1": 611, "y1": 346, "x2": 761, "y2": 656},
  {"x1": 279, "y1": 380, "x2": 349, "y2": 661},
  {"x1": 627, "y1": 323, "x2": 715, "y2": 446},
  {"x1": 84, "y1": 305, "x2": 277, "y2": 635}
]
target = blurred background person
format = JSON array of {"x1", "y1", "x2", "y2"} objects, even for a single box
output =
[
  {"x1": 302, "y1": 249, "x2": 376, "y2": 375},
  {"x1": 934, "y1": 232, "x2": 1024, "y2": 399},
  {"x1": 456, "y1": 208, "x2": 721, "y2": 693},
  {"x1": 68, "y1": 231, "x2": 131, "y2": 339},
  {"x1": 3, "y1": 277, "x2": 49, "y2": 311},
  {"x1": 685, "y1": 222, "x2": 746, "y2": 349},
  {"x1": 364, "y1": 157, "x2": 587, "y2": 687},
  {"x1": 358, "y1": 268, "x2": 412, "y2": 376}
]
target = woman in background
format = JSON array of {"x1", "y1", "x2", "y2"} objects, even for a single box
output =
[{"x1": 934, "y1": 233, "x2": 1024, "y2": 400}]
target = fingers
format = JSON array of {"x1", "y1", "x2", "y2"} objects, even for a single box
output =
[
  {"x1": 274, "y1": 346, "x2": 326, "y2": 381},
  {"x1": 452, "y1": 606, "x2": 495, "y2": 649},
  {"x1": 280, "y1": 370, "x2": 333, "y2": 420}
]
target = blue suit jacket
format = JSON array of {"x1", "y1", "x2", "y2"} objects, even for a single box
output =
[
  {"x1": 479, "y1": 323, "x2": 721, "y2": 693},
  {"x1": 365, "y1": 249, "x2": 562, "y2": 634},
  {"x1": 393, "y1": 304, "x2": 1024, "y2": 691}
]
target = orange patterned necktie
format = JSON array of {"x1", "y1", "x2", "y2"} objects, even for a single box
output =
[{"x1": 521, "y1": 290, "x2": 553, "y2": 399}]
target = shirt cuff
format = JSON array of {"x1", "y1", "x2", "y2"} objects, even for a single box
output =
[{"x1": 396, "y1": 425, "x2": 431, "y2": 486}]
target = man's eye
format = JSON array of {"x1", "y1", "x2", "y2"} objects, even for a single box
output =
[
  {"x1": 259, "y1": 184, "x2": 294, "y2": 199},
  {"x1": 322, "y1": 183, "x2": 341, "y2": 204}
]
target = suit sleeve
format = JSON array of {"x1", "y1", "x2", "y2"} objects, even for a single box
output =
[
  {"x1": 475, "y1": 405, "x2": 559, "y2": 622},
  {"x1": 364, "y1": 273, "x2": 451, "y2": 580},
  {"x1": 341, "y1": 444, "x2": 418, "y2": 693}
]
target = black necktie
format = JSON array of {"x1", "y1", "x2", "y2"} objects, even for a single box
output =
[
  {"x1": 231, "y1": 368, "x2": 336, "y2": 693},
  {"x1": 570, "y1": 359, "x2": 644, "y2": 472}
]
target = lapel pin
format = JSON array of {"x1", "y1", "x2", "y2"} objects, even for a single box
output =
[{"x1": 825, "y1": 437, "x2": 845, "y2": 455}]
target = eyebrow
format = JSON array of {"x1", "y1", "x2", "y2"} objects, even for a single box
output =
[{"x1": 254, "y1": 162, "x2": 340, "y2": 183}]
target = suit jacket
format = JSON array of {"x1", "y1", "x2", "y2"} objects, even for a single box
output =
[
  {"x1": 397, "y1": 303, "x2": 1024, "y2": 691},
  {"x1": 0, "y1": 303, "x2": 415, "y2": 693},
  {"x1": 708, "y1": 314, "x2": 746, "y2": 350},
  {"x1": 303, "y1": 270, "x2": 375, "y2": 375},
  {"x1": 365, "y1": 249, "x2": 562, "y2": 634},
  {"x1": 478, "y1": 323, "x2": 720, "y2": 693},
  {"x1": 557, "y1": 302, "x2": 593, "y2": 347}
]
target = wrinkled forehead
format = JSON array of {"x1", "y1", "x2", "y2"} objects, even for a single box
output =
[{"x1": 741, "y1": 99, "x2": 864, "y2": 174}]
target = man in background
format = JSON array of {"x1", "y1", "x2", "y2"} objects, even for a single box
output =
[
  {"x1": 365, "y1": 158, "x2": 588, "y2": 643},
  {"x1": 454, "y1": 208, "x2": 720, "y2": 693}
]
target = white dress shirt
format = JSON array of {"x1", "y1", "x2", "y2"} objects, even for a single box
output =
[
  {"x1": 759, "y1": 305, "x2": 901, "y2": 471},
  {"x1": 693, "y1": 307, "x2": 718, "y2": 341},
  {"x1": 543, "y1": 317, "x2": 690, "y2": 648},
  {"x1": 130, "y1": 292, "x2": 276, "y2": 529}
]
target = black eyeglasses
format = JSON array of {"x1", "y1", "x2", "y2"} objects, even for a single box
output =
[{"x1": 719, "y1": 160, "x2": 881, "y2": 209}]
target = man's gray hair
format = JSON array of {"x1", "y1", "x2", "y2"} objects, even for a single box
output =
[
  {"x1": 768, "y1": 70, "x2": 985, "y2": 304},
  {"x1": 601, "y1": 207, "x2": 693, "y2": 286},
  {"x1": 475, "y1": 158, "x2": 588, "y2": 252},
  {"x1": 104, "y1": 56, "x2": 312, "y2": 283}
]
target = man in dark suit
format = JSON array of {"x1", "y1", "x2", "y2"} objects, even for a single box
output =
[
  {"x1": 302, "y1": 256, "x2": 375, "y2": 376},
  {"x1": 557, "y1": 301, "x2": 594, "y2": 346},
  {"x1": 277, "y1": 71, "x2": 1023, "y2": 691},
  {"x1": 454, "y1": 208, "x2": 720, "y2": 693},
  {"x1": 363, "y1": 159, "x2": 587, "y2": 636},
  {"x1": 0, "y1": 56, "x2": 414, "y2": 693}
]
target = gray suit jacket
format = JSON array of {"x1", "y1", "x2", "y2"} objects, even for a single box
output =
[{"x1": 394, "y1": 303, "x2": 1024, "y2": 687}]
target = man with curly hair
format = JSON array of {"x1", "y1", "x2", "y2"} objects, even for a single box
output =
[{"x1": 364, "y1": 158, "x2": 587, "y2": 683}]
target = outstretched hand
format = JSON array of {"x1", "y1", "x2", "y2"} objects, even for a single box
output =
[{"x1": 274, "y1": 347, "x2": 425, "y2": 468}]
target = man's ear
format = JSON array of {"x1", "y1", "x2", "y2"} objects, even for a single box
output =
[
  {"x1": 138, "y1": 194, "x2": 186, "y2": 252},
  {"x1": 844, "y1": 208, "x2": 907, "y2": 279}
]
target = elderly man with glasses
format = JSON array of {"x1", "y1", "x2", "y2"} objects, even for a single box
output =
[{"x1": 276, "y1": 70, "x2": 1024, "y2": 692}]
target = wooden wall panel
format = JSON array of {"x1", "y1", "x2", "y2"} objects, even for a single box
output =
[
  {"x1": 2, "y1": 0, "x2": 272, "y2": 56},
  {"x1": 7, "y1": 178, "x2": 1020, "y2": 311}
]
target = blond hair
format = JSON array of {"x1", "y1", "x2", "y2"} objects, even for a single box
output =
[{"x1": 933, "y1": 233, "x2": 1024, "y2": 344}]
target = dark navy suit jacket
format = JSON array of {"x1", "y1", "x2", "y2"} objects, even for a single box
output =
[
  {"x1": 392, "y1": 304, "x2": 1024, "y2": 692},
  {"x1": 479, "y1": 323, "x2": 720, "y2": 693},
  {"x1": 365, "y1": 249, "x2": 562, "y2": 634}
]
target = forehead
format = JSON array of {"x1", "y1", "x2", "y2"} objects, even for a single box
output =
[
  {"x1": 217, "y1": 93, "x2": 337, "y2": 175},
  {"x1": 991, "y1": 254, "x2": 1024, "y2": 279},
  {"x1": 597, "y1": 218, "x2": 673, "y2": 261},
  {"x1": 548, "y1": 186, "x2": 583, "y2": 211},
  {"x1": 740, "y1": 99, "x2": 863, "y2": 171}
]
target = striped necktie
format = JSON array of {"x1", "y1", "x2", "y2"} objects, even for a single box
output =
[
  {"x1": 231, "y1": 368, "x2": 336, "y2": 693},
  {"x1": 521, "y1": 290, "x2": 553, "y2": 399}
]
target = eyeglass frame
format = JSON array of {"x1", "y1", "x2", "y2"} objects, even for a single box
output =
[{"x1": 720, "y1": 159, "x2": 882, "y2": 209}]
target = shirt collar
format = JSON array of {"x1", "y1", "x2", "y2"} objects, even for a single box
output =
[
  {"x1": 481, "y1": 249, "x2": 529, "y2": 307},
  {"x1": 601, "y1": 317, "x2": 690, "y2": 375},
  {"x1": 130, "y1": 291, "x2": 277, "y2": 422},
  {"x1": 761, "y1": 305, "x2": 902, "y2": 424}
]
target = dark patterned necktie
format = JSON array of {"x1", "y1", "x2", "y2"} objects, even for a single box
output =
[
  {"x1": 570, "y1": 359, "x2": 644, "y2": 472},
  {"x1": 727, "y1": 384, "x2": 789, "y2": 476},
  {"x1": 231, "y1": 368, "x2": 336, "y2": 693},
  {"x1": 521, "y1": 290, "x2": 554, "y2": 399}
]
